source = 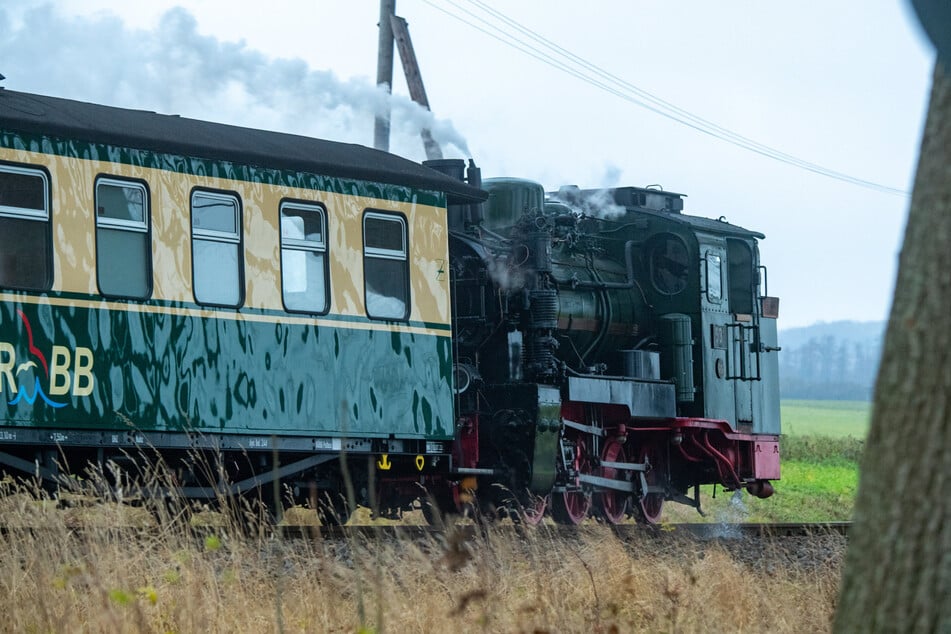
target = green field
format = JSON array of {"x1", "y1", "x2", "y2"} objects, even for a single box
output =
[{"x1": 780, "y1": 399, "x2": 871, "y2": 437}]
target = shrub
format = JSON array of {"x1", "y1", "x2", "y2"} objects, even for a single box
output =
[{"x1": 781, "y1": 434, "x2": 865, "y2": 464}]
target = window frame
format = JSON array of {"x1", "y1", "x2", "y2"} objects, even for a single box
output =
[
  {"x1": 190, "y1": 187, "x2": 244, "y2": 308},
  {"x1": 362, "y1": 210, "x2": 410, "y2": 321},
  {"x1": 0, "y1": 161, "x2": 53, "y2": 291},
  {"x1": 94, "y1": 175, "x2": 152, "y2": 300},
  {"x1": 279, "y1": 199, "x2": 330, "y2": 315}
]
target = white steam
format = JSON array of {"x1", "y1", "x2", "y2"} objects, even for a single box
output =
[
  {"x1": 575, "y1": 188, "x2": 627, "y2": 220},
  {"x1": 550, "y1": 165, "x2": 627, "y2": 219},
  {"x1": 0, "y1": 5, "x2": 469, "y2": 159}
]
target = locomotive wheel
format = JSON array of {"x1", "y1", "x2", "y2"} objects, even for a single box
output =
[
  {"x1": 635, "y1": 443, "x2": 665, "y2": 524},
  {"x1": 552, "y1": 437, "x2": 591, "y2": 525},
  {"x1": 596, "y1": 439, "x2": 629, "y2": 524},
  {"x1": 552, "y1": 488, "x2": 590, "y2": 524}
]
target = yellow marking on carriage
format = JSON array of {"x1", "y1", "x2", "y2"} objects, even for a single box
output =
[
  {"x1": 0, "y1": 292, "x2": 450, "y2": 338},
  {"x1": 415, "y1": 455, "x2": 425, "y2": 471},
  {"x1": 377, "y1": 454, "x2": 392, "y2": 471}
]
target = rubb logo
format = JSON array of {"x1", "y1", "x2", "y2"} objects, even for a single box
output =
[{"x1": 0, "y1": 310, "x2": 94, "y2": 408}]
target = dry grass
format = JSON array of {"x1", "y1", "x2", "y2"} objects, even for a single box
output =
[{"x1": 0, "y1": 481, "x2": 844, "y2": 633}]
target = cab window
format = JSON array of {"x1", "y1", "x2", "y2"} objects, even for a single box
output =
[
  {"x1": 728, "y1": 239, "x2": 754, "y2": 314},
  {"x1": 706, "y1": 252, "x2": 722, "y2": 302}
]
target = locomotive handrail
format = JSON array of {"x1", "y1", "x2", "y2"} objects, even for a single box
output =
[
  {"x1": 563, "y1": 366, "x2": 670, "y2": 383},
  {"x1": 451, "y1": 467, "x2": 497, "y2": 476},
  {"x1": 725, "y1": 322, "x2": 762, "y2": 382}
]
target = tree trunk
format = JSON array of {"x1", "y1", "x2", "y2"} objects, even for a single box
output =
[{"x1": 834, "y1": 62, "x2": 951, "y2": 631}]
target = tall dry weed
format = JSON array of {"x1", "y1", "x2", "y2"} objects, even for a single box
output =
[{"x1": 0, "y1": 469, "x2": 844, "y2": 633}]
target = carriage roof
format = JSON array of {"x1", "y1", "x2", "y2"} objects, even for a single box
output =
[{"x1": 0, "y1": 89, "x2": 486, "y2": 204}]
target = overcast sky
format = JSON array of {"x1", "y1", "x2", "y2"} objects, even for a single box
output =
[{"x1": 0, "y1": 1, "x2": 936, "y2": 328}]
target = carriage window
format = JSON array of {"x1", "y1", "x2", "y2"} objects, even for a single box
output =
[
  {"x1": 191, "y1": 190, "x2": 242, "y2": 307},
  {"x1": 649, "y1": 233, "x2": 688, "y2": 296},
  {"x1": 0, "y1": 164, "x2": 51, "y2": 290},
  {"x1": 363, "y1": 212, "x2": 408, "y2": 320},
  {"x1": 96, "y1": 178, "x2": 150, "y2": 298},
  {"x1": 280, "y1": 202, "x2": 328, "y2": 313}
]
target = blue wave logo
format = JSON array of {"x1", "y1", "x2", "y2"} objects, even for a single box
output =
[
  {"x1": 4, "y1": 310, "x2": 70, "y2": 409},
  {"x1": 7, "y1": 377, "x2": 67, "y2": 409}
]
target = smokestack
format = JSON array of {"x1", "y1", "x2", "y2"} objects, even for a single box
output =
[{"x1": 424, "y1": 158, "x2": 485, "y2": 230}]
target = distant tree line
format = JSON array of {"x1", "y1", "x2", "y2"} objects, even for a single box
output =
[{"x1": 778, "y1": 335, "x2": 881, "y2": 401}]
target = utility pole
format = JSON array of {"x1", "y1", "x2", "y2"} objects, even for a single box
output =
[
  {"x1": 374, "y1": 0, "x2": 396, "y2": 152},
  {"x1": 390, "y1": 15, "x2": 443, "y2": 160}
]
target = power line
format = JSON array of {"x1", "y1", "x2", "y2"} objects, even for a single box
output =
[{"x1": 420, "y1": 0, "x2": 909, "y2": 197}]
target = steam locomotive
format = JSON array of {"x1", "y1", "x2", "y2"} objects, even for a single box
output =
[
  {"x1": 425, "y1": 161, "x2": 781, "y2": 523},
  {"x1": 0, "y1": 89, "x2": 779, "y2": 524}
]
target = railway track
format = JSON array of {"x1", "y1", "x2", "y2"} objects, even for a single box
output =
[
  {"x1": 266, "y1": 521, "x2": 850, "y2": 576},
  {"x1": 272, "y1": 521, "x2": 851, "y2": 541},
  {"x1": 1, "y1": 518, "x2": 849, "y2": 576}
]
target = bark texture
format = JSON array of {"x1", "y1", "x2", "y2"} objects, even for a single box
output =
[{"x1": 834, "y1": 62, "x2": 951, "y2": 632}]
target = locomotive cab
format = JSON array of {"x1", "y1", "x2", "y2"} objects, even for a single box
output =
[
  {"x1": 693, "y1": 232, "x2": 782, "y2": 436},
  {"x1": 631, "y1": 209, "x2": 782, "y2": 437}
]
